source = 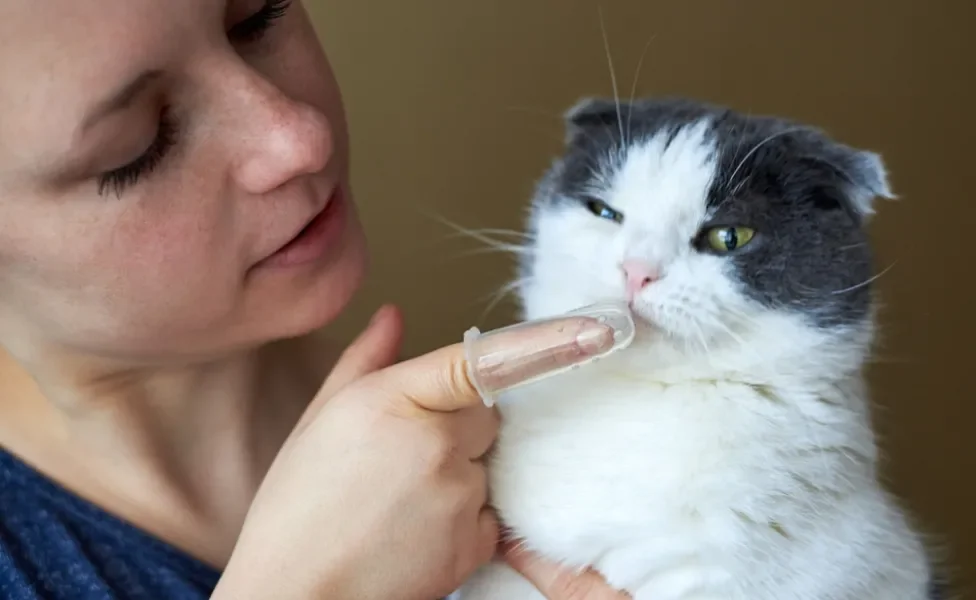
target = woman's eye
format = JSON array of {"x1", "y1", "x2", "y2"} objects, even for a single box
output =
[
  {"x1": 97, "y1": 105, "x2": 177, "y2": 198},
  {"x1": 584, "y1": 198, "x2": 624, "y2": 224},
  {"x1": 702, "y1": 226, "x2": 757, "y2": 253},
  {"x1": 229, "y1": 0, "x2": 293, "y2": 44}
]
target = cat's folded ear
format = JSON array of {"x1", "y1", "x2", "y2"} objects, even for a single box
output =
[
  {"x1": 810, "y1": 141, "x2": 897, "y2": 220},
  {"x1": 562, "y1": 97, "x2": 623, "y2": 144}
]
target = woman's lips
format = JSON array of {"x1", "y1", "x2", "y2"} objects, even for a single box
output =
[{"x1": 257, "y1": 187, "x2": 346, "y2": 269}]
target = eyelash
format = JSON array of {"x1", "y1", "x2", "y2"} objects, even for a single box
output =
[
  {"x1": 229, "y1": 0, "x2": 293, "y2": 43},
  {"x1": 97, "y1": 105, "x2": 177, "y2": 198},
  {"x1": 96, "y1": 0, "x2": 293, "y2": 197}
]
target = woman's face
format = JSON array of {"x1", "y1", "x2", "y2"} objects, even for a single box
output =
[{"x1": 0, "y1": 0, "x2": 366, "y2": 364}]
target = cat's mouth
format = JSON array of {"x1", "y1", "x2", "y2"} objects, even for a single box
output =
[
  {"x1": 628, "y1": 306, "x2": 664, "y2": 337},
  {"x1": 624, "y1": 298, "x2": 653, "y2": 321}
]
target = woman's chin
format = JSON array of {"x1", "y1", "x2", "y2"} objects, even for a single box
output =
[{"x1": 241, "y1": 217, "x2": 369, "y2": 347}]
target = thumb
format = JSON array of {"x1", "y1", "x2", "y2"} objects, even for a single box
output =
[
  {"x1": 293, "y1": 304, "x2": 403, "y2": 434},
  {"x1": 320, "y1": 304, "x2": 404, "y2": 400},
  {"x1": 501, "y1": 543, "x2": 631, "y2": 600}
]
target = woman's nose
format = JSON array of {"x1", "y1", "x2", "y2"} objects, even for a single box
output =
[{"x1": 231, "y1": 72, "x2": 335, "y2": 195}]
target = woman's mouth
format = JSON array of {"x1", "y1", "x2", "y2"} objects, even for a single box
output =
[{"x1": 257, "y1": 187, "x2": 347, "y2": 269}]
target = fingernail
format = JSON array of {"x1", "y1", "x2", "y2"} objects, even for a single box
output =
[{"x1": 575, "y1": 322, "x2": 615, "y2": 354}]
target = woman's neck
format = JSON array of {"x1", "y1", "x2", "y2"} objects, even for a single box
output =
[{"x1": 0, "y1": 334, "x2": 337, "y2": 568}]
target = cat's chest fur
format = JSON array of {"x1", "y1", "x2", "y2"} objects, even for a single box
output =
[
  {"x1": 460, "y1": 362, "x2": 928, "y2": 599},
  {"x1": 492, "y1": 371, "x2": 790, "y2": 579},
  {"x1": 493, "y1": 374, "x2": 774, "y2": 544}
]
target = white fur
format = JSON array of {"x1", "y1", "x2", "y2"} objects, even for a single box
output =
[{"x1": 455, "y1": 122, "x2": 930, "y2": 599}]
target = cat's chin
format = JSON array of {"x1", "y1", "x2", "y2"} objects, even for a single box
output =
[
  {"x1": 618, "y1": 314, "x2": 694, "y2": 362},
  {"x1": 625, "y1": 303, "x2": 684, "y2": 341}
]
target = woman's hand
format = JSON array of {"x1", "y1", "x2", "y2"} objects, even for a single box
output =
[
  {"x1": 502, "y1": 544, "x2": 632, "y2": 600},
  {"x1": 214, "y1": 304, "x2": 616, "y2": 600},
  {"x1": 215, "y1": 305, "x2": 494, "y2": 600}
]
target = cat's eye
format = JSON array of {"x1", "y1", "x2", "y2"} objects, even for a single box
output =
[
  {"x1": 703, "y1": 226, "x2": 756, "y2": 253},
  {"x1": 583, "y1": 198, "x2": 624, "y2": 223}
]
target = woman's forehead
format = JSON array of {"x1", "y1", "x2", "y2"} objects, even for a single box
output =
[
  {"x1": 0, "y1": 0, "x2": 223, "y2": 176},
  {"x1": 1, "y1": 0, "x2": 202, "y2": 77}
]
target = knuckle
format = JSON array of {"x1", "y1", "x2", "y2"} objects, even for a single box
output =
[
  {"x1": 417, "y1": 428, "x2": 457, "y2": 473},
  {"x1": 445, "y1": 354, "x2": 477, "y2": 398}
]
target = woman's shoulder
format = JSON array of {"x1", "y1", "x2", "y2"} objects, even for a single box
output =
[{"x1": 0, "y1": 448, "x2": 221, "y2": 600}]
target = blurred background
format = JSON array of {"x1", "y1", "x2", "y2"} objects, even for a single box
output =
[{"x1": 308, "y1": 0, "x2": 974, "y2": 592}]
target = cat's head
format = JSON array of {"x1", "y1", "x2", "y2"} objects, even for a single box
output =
[{"x1": 518, "y1": 97, "x2": 893, "y2": 374}]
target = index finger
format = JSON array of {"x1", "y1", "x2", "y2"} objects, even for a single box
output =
[
  {"x1": 377, "y1": 303, "x2": 634, "y2": 411},
  {"x1": 464, "y1": 316, "x2": 617, "y2": 403}
]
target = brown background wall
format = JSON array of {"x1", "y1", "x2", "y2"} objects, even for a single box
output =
[{"x1": 308, "y1": 1, "x2": 975, "y2": 592}]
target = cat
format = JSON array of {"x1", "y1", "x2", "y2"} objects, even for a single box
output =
[{"x1": 453, "y1": 97, "x2": 944, "y2": 599}]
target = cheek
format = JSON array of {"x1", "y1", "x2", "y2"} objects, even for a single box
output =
[
  {"x1": 107, "y1": 207, "x2": 236, "y2": 288},
  {"x1": 0, "y1": 195, "x2": 241, "y2": 337},
  {"x1": 97, "y1": 193, "x2": 253, "y2": 336},
  {"x1": 522, "y1": 210, "x2": 626, "y2": 314},
  {"x1": 540, "y1": 212, "x2": 624, "y2": 281}
]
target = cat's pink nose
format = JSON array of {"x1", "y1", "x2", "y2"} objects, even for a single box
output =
[{"x1": 622, "y1": 259, "x2": 658, "y2": 298}]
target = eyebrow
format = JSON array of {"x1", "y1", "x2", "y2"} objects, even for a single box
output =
[{"x1": 81, "y1": 69, "x2": 163, "y2": 131}]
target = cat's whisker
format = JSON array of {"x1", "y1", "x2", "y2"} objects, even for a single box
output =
[
  {"x1": 729, "y1": 174, "x2": 752, "y2": 197},
  {"x1": 625, "y1": 33, "x2": 657, "y2": 144},
  {"x1": 446, "y1": 236, "x2": 532, "y2": 258},
  {"x1": 425, "y1": 213, "x2": 536, "y2": 258},
  {"x1": 691, "y1": 320, "x2": 713, "y2": 356},
  {"x1": 431, "y1": 216, "x2": 518, "y2": 247},
  {"x1": 597, "y1": 7, "x2": 626, "y2": 144},
  {"x1": 710, "y1": 173, "x2": 753, "y2": 214},
  {"x1": 724, "y1": 109, "x2": 755, "y2": 192},
  {"x1": 829, "y1": 262, "x2": 897, "y2": 295},
  {"x1": 720, "y1": 305, "x2": 764, "y2": 332},
  {"x1": 725, "y1": 127, "x2": 805, "y2": 192},
  {"x1": 709, "y1": 320, "x2": 748, "y2": 350},
  {"x1": 448, "y1": 227, "x2": 533, "y2": 240},
  {"x1": 501, "y1": 105, "x2": 625, "y2": 150},
  {"x1": 478, "y1": 277, "x2": 533, "y2": 322},
  {"x1": 454, "y1": 245, "x2": 533, "y2": 259}
]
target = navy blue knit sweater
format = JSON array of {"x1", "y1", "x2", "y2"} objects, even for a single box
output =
[{"x1": 0, "y1": 448, "x2": 221, "y2": 599}]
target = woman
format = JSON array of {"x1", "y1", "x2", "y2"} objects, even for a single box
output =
[{"x1": 0, "y1": 0, "x2": 628, "y2": 598}]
